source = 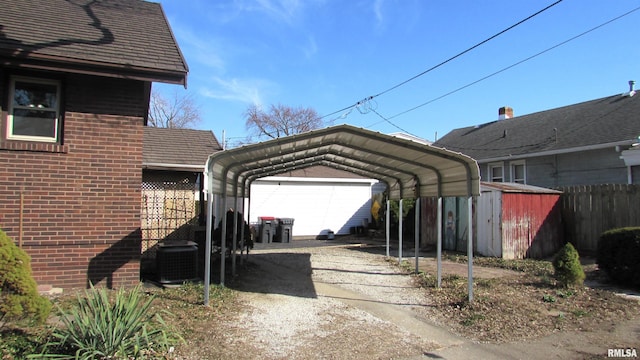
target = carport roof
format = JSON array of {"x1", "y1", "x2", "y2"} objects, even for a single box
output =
[{"x1": 205, "y1": 124, "x2": 480, "y2": 200}]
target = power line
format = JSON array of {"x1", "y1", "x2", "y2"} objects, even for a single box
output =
[
  {"x1": 370, "y1": 108, "x2": 415, "y2": 136},
  {"x1": 385, "y1": 4, "x2": 640, "y2": 122},
  {"x1": 320, "y1": 0, "x2": 563, "y2": 121}
]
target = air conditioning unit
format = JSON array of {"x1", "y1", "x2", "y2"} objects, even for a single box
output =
[{"x1": 156, "y1": 241, "x2": 198, "y2": 285}]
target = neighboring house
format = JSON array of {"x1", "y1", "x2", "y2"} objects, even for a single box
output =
[
  {"x1": 141, "y1": 127, "x2": 222, "y2": 252},
  {"x1": 0, "y1": 0, "x2": 188, "y2": 289},
  {"x1": 434, "y1": 83, "x2": 640, "y2": 188},
  {"x1": 249, "y1": 165, "x2": 381, "y2": 238}
]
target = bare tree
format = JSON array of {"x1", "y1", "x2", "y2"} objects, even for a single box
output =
[
  {"x1": 245, "y1": 104, "x2": 323, "y2": 140},
  {"x1": 148, "y1": 89, "x2": 202, "y2": 128}
]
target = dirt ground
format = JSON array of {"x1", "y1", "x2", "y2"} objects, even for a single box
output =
[{"x1": 171, "y1": 238, "x2": 640, "y2": 359}]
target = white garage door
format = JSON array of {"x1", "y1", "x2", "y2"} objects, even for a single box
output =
[{"x1": 248, "y1": 177, "x2": 377, "y2": 237}]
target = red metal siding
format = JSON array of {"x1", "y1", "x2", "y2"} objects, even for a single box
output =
[{"x1": 501, "y1": 193, "x2": 563, "y2": 259}]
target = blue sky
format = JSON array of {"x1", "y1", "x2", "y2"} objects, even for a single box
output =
[{"x1": 154, "y1": 0, "x2": 640, "y2": 148}]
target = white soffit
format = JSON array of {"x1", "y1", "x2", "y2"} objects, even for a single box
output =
[{"x1": 205, "y1": 124, "x2": 480, "y2": 200}]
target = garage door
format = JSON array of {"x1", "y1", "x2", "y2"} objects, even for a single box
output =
[{"x1": 248, "y1": 177, "x2": 378, "y2": 237}]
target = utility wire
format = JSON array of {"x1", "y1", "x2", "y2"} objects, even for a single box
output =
[
  {"x1": 370, "y1": 108, "x2": 415, "y2": 136},
  {"x1": 385, "y1": 4, "x2": 640, "y2": 122},
  {"x1": 320, "y1": 0, "x2": 563, "y2": 120}
]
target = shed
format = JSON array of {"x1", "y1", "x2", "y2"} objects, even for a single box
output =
[{"x1": 476, "y1": 182, "x2": 563, "y2": 259}]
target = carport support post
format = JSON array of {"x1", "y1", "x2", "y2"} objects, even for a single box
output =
[
  {"x1": 204, "y1": 190, "x2": 214, "y2": 306},
  {"x1": 398, "y1": 199, "x2": 403, "y2": 264},
  {"x1": 468, "y1": 196, "x2": 474, "y2": 302},
  {"x1": 414, "y1": 197, "x2": 420, "y2": 274},
  {"x1": 232, "y1": 196, "x2": 238, "y2": 276},
  {"x1": 385, "y1": 200, "x2": 390, "y2": 257},
  {"x1": 220, "y1": 196, "x2": 228, "y2": 286},
  {"x1": 240, "y1": 196, "x2": 247, "y2": 263},
  {"x1": 437, "y1": 197, "x2": 442, "y2": 288}
]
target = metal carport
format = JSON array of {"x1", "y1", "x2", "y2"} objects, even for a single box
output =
[{"x1": 203, "y1": 124, "x2": 480, "y2": 304}]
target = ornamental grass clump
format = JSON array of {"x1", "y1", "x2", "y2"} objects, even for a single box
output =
[
  {"x1": 552, "y1": 242, "x2": 585, "y2": 288},
  {"x1": 37, "y1": 285, "x2": 181, "y2": 359}
]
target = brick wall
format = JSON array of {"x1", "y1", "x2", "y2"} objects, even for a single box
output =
[{"x1": 0, "y1": 72, "x2": 150, "y2": 289}]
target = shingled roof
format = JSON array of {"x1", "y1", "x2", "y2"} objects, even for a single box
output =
[
  {"x1": 143, "y1": 127, "x2": 222, "y2": 171},
  {"x1": 0, "y1": 0, "x2": 188, "y2": 85},
  {"x1": 434, "y1": 92, "x2": 640, "y2": 161}
]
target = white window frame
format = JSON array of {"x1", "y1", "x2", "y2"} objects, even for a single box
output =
[
  {"x1": 510, "y1": 160, "x2": 526, "y2": 184},
  {"x1": 7, "y1": 76, "x2": 61, "y2": 143},
  {"x1": 488, "y1": 162, "x2": 504, "y2": 182}
]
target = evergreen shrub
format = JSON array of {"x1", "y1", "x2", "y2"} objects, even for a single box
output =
[
  {"x1": 552, "y1": 242, "x2": 585, "y2": 288},
  {"x1": 597, "y1": 227, "x2": 640, "y2": 289},
  {"x1": 0, "y1": 228, "x2": 51, "y2": 325}
]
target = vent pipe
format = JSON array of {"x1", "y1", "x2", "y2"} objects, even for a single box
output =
[{"x1": 629, "y1": 80, "x2": 636, "y2": 97}]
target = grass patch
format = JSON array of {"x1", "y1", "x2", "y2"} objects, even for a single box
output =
[
  {"x1": 460, "y1": 313, "x2": 485, "y2": 326},
  {"x1": 442, "y1": 252, "x2": 554, "y2": 277}
]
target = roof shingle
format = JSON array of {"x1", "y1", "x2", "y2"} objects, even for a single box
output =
[
  {"x1": 143, "y1": 127, "x2": 222, "y2": 170},
  {"x1": 0, "y1": 0, "x2": 188, "y2": 85},
  {"x1": 434, "y1": 92, "x2": 640, "y2": 161}
]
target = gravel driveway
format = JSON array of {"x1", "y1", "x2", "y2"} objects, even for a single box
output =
[{"x1": 192, "y1": 238, "x2": 639, "y2": 360}]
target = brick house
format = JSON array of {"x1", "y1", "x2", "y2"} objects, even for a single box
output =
[{"x1": 0, "y1": 0, "x2": 188, "y2": 289}]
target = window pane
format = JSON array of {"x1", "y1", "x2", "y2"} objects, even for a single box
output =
[
  {"x1": 491, "y1": 166, "x2": 503, "y2": 182},
  {"x1": 13, "y1": 81, "x2": 58, "y2": 109},
  {"x1": 12, "y1": 109, "x2": 57, "y2": 137},
  {"x1": 513, "y1": 165, "x2": 525, "y2": 181}
]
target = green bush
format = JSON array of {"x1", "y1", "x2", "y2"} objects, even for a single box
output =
[
  {"x1": 0, "y1": 228, "x2": 51, "y2": 325},
  {"x1": 597, "y1": 227, "x2": 640, "y2": 289},
  {"x1": 36, "y1": 285, "x2": 181, "y2": 359},
  {"x1": 552, "y1": 242, "x2": 585, "y2": 288}
]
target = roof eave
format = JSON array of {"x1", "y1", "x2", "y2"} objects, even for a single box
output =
[
  {"x1": 143, "y1": 163, "x2": 204, "y2": 172},
  {"x1": 475, "y1": 139, "x2": 637, "y2": 163},
  {"x1": 1, "y1": 54, "x2": 188, "y2": 86}
]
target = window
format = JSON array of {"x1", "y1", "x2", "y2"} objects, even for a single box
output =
[
  {"x1": 7, "y1": 77, "x2": 61, "y2": 143},
  {"x1": 510, "y1": 161, "x2": 526, "y2": 184},
  {"x1": 488, "y1": 163, "x2": 504, "y2": 182}
]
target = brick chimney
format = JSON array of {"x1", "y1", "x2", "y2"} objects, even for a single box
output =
[{"x1": 498, "y1": 106, "x2": 513, "y2": 120}]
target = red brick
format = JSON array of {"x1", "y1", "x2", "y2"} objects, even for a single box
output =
[{"x1": 0, "y1": 73, "x2": 149, "y2": 289}]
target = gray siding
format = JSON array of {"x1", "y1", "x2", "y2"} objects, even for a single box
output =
[{"x1": 479, "y1": 147, "x2": 629, "y2": 188}]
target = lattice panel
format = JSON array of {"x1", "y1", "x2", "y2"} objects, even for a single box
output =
[{"x1": 141, "y1": 179, "x2": 199, "y2": 255}]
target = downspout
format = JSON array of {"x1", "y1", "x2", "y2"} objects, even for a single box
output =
[{"x1": 19, "y1": 189, "x2": 24, "y2": 248}]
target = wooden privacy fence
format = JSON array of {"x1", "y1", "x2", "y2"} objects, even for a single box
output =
[{"x1": 558, "y1": 184, "x2": 640, "y2": 255}]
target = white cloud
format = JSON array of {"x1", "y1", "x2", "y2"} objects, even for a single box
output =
[
  {"x1": 168, "y1": 18, "x2": 226, "y2": 72},
  {"x1": 200, "y1": 77, "x2": 277, "y2": 107},
  {"x1": 302, "y1": 36, "x2": 318, "y2": 59},
  {"x1": 232, "y1": 0, "x2": 303, "y2": 24},
  {"x1": 373, "y1": 0, "x2": 384, "y2": 25}
]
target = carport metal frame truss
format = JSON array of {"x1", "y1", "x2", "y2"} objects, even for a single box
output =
[{"x1": 203, "y1": 124, "x2": 480, "y2": 304}]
